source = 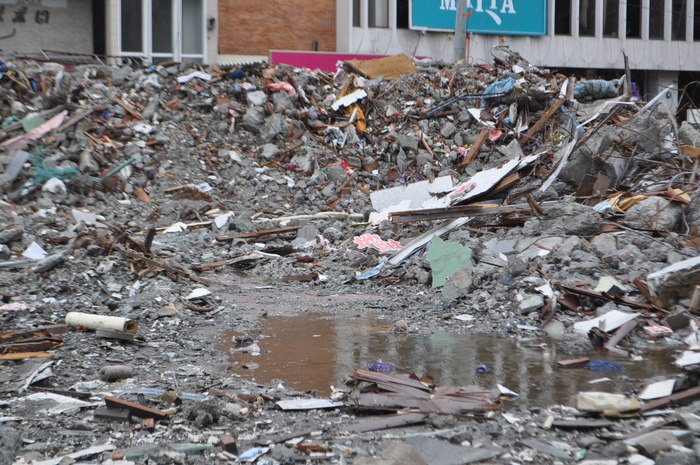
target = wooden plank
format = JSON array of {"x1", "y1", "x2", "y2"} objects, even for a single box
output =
[
  {"x1": 111, "y1": 97, "x2": 143, "y2": 120},
  {"x1": 0, "y1": 325, "x2": 68, "y2": 343},
  {"x1": 343, "y1": 413, "x2": 427, "y2": 434},
  {"x1": 559, "y1": 285, "x2": 657, "y2": 311},
  {"x1": 519, "y1": 98, "x2": 565, "y2": 146},
  {"x1": 352, "y1": 370, "x2": 431, "y2": 392},
  {"x1": 491, "y1": 172, "x2": 521, "y2": 194},
  {"x1": 604, "y1": 320, "x2": 638, "y2": 355},
  {"x1": 216, "y1": 226, "x2": 302, "y2": 242},
  {"x1": 640, "y1": 384, "x2": 700, "y2": 412},
  {"x1": 599, "y1": 419, "x2": 675, "y2": 441},
  {"x1": 104, "y1": 396, "x2": 167, "y2": 420},
  {"x1": 0, "y1": 352, "x2": 54, "y2": 360},
  {"x1": 390, "y1": 203, "x2": 530, "y2": 223},
  {"x1": 0, "y1": 340, "x2": 63, "y2": 354},
  {"x1": 58, "y1": 106, "x2": 106, "y2": 132},
  {"x1": 32, "y1": 387, "x2": 91, "y2": 400},
  {"x1": 254, "y1": 429, "x2": 317, "y2": 446},
  {"x1": 459, "y1": 128, "x2": 489, "y2": 167},
  {"x1": 552, "y1": 419, "x2": 615, "y2": 429},
  {"x1": 556, "y1": 358, "x2": 590, "y2": 368}
]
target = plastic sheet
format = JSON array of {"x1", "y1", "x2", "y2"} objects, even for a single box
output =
[{"x1": 574, "y1": 79, "x2": 620, "y2": 100}]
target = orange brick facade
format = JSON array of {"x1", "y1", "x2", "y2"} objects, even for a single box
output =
[{"x1": 218, "y1": 0, "x2": 336, "y2": 55}]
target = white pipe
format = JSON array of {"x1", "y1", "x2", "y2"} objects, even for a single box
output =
[{"x1": 65, "y1": 312, "x2": 138, "y2": 334}]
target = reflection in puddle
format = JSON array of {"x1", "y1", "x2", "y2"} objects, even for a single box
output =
[{"x1": 219, "y1": 313, "x2": 681, "y2": 407}]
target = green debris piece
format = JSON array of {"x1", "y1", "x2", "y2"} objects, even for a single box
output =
[
  {"x1": 425, "y1": 235, "x2": 473, "y2": 288},
  {"x1": 1, "y1": 115, "x2": 18, "y2": 127},
  {"x1": 91, "y1": 157, "x2": 135, "y2": 183},
  {"x1": 171, "y1": 443, "x2": 215, "y2": 453},
  {"x1": 31, "y1": 149, "x2": 79, "y2": 185},
  {"x1": 21, "y1": 115, "x2": 45, "y2": 132}
]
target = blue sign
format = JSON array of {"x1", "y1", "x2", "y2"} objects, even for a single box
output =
[{"x1": 410, "y1": 0, "x2": 547, "y2": 36}]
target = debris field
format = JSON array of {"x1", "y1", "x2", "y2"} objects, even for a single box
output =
[{"x1": 2, "y1": 48, "x2": 700, "y2": 464}]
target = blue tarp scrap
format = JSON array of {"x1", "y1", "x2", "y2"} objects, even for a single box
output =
[
  {"x1": 574, "y1": 80, "x2": 620, "y2": 100},
  {"x1": 480, "y1": 76, "x2": 515, "y2": 108},
  {"x1": 356, "y1": 260, "x2": 386, "y2": 280}
]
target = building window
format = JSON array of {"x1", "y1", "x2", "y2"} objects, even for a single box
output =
[
  {"x1": 353, "y1": 0, "x2": 360, "y2": 27},
  {"x1": 603, "y1": 0, "x2": 619, "y2": 37},
  {"x1": 121, "y1": 0, "x2": 143, "y2": 53},
  {"x1": 397, "y1": 0, "x2": 409, "y2": 28},
  {"x1": 151, "y1": 0, "x2": 173, "y2": 55},
  {"x1": 649, "y1": 0, "x2": 665, "y2": 39},
  {"x1": 579, "y1": 0, "x2": 595, "y2": 36},
  {"x1": 627, "y1": 0, "x2": 642, "y2": 37},
  {"x1": 695, "y1": 0, "x2": 700, "y2": 40},
  {"x1": 369, "y1": 0, "x2": 389, "y2": 28},
  {"x1": 672, "y1": 0, "x2": 687, "y2": 40},
  {"x1": 555, "y1": 0, "x2": 571, "y2": 35},
  {"x1": 181, "y1": 0, "x2": 203, "y2": 60}
]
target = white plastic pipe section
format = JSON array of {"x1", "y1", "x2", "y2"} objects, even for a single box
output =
[{"x1": 65, "y1": 312, "x2": 138, "y2": 333}]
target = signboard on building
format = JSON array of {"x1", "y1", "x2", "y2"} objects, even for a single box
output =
[{"x1": 410, "y1": 0, "x2": 547, "y2": 36}]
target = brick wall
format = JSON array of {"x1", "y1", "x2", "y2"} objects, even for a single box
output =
[{"x1": 218, "y1": 0, "x2": 336, "y2": 55}]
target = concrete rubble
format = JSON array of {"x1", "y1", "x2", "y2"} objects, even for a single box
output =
[{"x1": 1, "y1": 48, "x2": 700, "y2": 464}]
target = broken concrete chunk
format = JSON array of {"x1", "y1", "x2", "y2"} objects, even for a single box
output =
[
  {"x1": 259, "y1": 143, "x2": 281, "y2": 160},
  {"x1": 354, "y1": 442, "x2": 428, "y2": 465},
  {"x1": 543, "y1": 320, "x2": 565, "y2": 339},
  {"x1": 0, "y1": 227, "x2": 24, "y2": 244},
  {"x1": 94, "y1": 406, "x2": 131, "y2": 422},
  {"x1": 0, "y1": 426, "x2": 22, "y2": 465},
  {"x1": 520, "y1": 438, "x2": 572, "y2": 461},
  {"x1": 635, "y1": 430, "x2": 683, "y2": 458},
  {"x1": 664, "y1": 310, "x2": 691, "y2": 330},
  {"x1": 440, "y1": 122, "x2": 457, "y2": 138},
  {"x1": 623, "y1": 196, "x2": 682, "y2": 231},
  {"x1": 519, "y1": 294, "x2": 544, "y2": 314},
  {"x1": 648, "y1": 255, "x2": 700, "y2": 305},
  {"x1": 406, "y1": 437, "x2": 502, "y2": 465},
  {"x1": 242, "y1": 106, "x2": 265, "y2": 128},
  {"x1": 496, "y1": 139, "x2": 524, "y2": 160},
  {"x1": 291, "y1": 224, "x2": 319, "y2": 248},
  {"x1": 590, "y1": 234, "x2": 618, "y2": 258},
  {"x1": 246, "y1": 90, "x2": 267, "y2": 106},
  {"x1": 396, "y1": 133, "x2": 419, "y2": 152},
  {"x1": 325, "y1": 163, "x2": 349, "y2": 184},
  {"x1": 260, "y1": 114, "x2": 288, "y2": 143}
]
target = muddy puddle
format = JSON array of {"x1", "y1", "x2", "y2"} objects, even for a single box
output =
[{"x1": 219, "y1": 313, "x2": 681, "y2": 407}]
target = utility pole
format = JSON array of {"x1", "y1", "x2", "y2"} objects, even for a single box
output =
[{"x1": 453, "y1": 0, "x2": 467, "y2": 63}]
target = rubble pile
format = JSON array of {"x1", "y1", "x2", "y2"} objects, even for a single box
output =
[{"x1": 1, "y1": 47, "x2": 700, "y2": 464}]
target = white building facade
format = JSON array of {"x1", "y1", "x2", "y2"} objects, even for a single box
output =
[{"x1": 336, "y1": 0, "x2": 700, "y2": 105}]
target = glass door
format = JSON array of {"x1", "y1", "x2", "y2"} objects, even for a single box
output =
[
  {"x1": 181, "y1": 0, "x2": 204, "y2": 63},
  {"x1": 119, "y1": 0, "x2": 205, "y2": 63},
  {"x1": 151, "y1": 0, "x2": 174, "y2": 63}
]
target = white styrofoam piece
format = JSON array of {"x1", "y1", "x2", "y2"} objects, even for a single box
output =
[
  {"x1": 639, "y1": 379, "x2": 676, "y2": 400},
  {"x1": 573, "y1": 310, "x2": 640, "y2": 334},
  {"x1": 369, "y1": 175, "x2": 455, "y2": 212},
  {"x1": 331, "y1": 89, "x2": 367, "y2": 111},
  {"x1": 676, "y1": 351, "x2": 700, "y2": 367},
  {"x1": 22, "y1": 241, "x2": 47, "y2": 260}
]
